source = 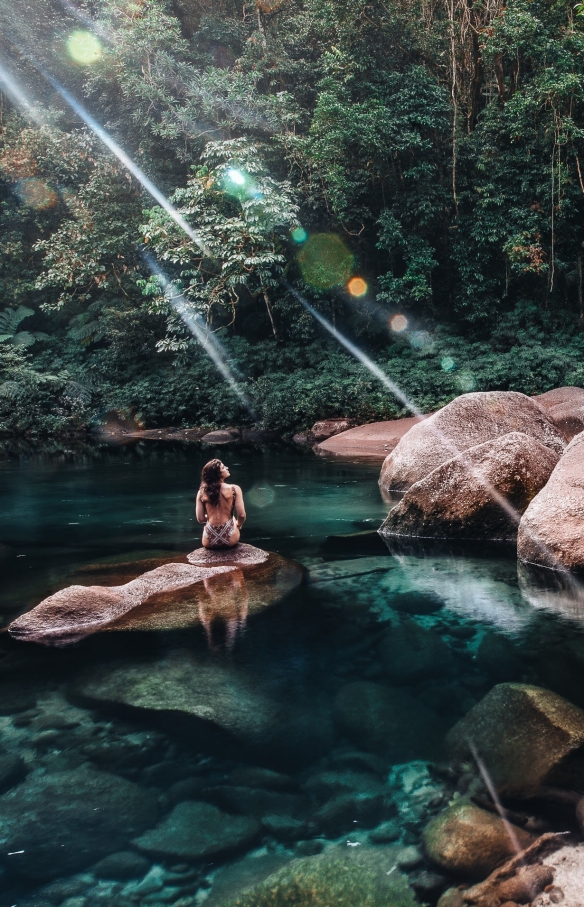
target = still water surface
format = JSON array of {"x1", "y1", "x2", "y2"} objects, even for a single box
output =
[{"x1": 0, "y1": 444, "x2": 583, "y2": 906}]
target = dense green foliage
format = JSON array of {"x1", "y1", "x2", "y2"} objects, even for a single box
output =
[{"x1": 0, "y1": 0, "x2": 583, "y2": 437}]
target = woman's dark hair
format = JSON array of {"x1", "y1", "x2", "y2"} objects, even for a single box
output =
[{"x1": 201, "y1": 459, "x2": 223, "y2": 506}]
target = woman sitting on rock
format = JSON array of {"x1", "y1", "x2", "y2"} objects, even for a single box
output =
[{"x1": 196, "y1": 459, "x2": 246, "y2": 549}]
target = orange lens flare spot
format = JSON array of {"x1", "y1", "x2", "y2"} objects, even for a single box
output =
[
  {"x1": 17, "y1": 178, "x2": 58, "y2": 209},
  {"x1": 390, "y1": 314, "x2": 408, "y2": 333},
  {"x1": 347, "y1": 277, "x2": 367, "y2": 297}
]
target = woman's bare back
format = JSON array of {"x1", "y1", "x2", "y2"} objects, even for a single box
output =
[{"x1": 202, "y1": 483, "x2": 237, "y2": 526}]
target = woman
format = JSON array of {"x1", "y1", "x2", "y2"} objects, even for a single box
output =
[{"x1": 196, "y1": 459, "x2": 246, "y2": 549}]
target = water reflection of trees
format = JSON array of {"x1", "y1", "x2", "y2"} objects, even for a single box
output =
[{"x1": 199, "y1": 568, "x2": 249, "y2": 652}]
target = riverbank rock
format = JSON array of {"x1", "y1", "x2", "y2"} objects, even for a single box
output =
[
  {"x1": 311, "y1": 419, "x2": 353, "y2": 442},
  {"x1": 217, "y1": 847, "x2": 417, "y2": 907},
  {"x1": 534, "y1": 386, "x2": 584, "y2": 442},
  {"x1": 0, "y1": 766, "x2": 158, "y2": 881},
  {"x1": 318, "y1": 417, "x2": 426, "y2": 461},
  {"x1": 422, "y1": 801, "x2": 534, "y2": 880},
  {"x1": 518, "y1": 431, "x2": 584, "y2": 571},
  {"x1": 133, "y1": 801, "x2": 260, "y2": 861},
  {"x1": 379, "y1": 392, "x2": 565, "y2": 493},
  {"x1": 447, "y1": 683, "x2": 584, "y2": 797},
  {"x1": 201, "y1": 429, "x2": 241, "y2": 443},
  {"x1": 333, "y1": 681, "x2": 446, "y2": 761},
  {"x1": 9, "y1": 547, "x2": 303, "y2": 643},
  {"x1": 380, "y1": 432, "x2": 558, "y2": 541}
]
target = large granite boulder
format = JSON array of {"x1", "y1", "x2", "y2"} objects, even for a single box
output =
[
  {"x1": 518, "y1": 431, "x2": 584, "y2": 571},
  {"x1": 380, "y1": 432, "x2": 559, "y2": 541},
  {"x1": 333, "y1": 681, "x2": 445, "y2": 761},
  {"x1": 534, "y1": 386, "x2": 584, "y2": 441},
  {"x1": 422, "y1": 801, "x2": 534, "y2": 880},
  {"x1": 133, "y1": 801, "x2": 260, "y2": 861},
  {"x1": 9, "y1": 546, "x2": 304, "y2": 644},
  {"x1": 0, "y1": 766, "x2": 158, "y2": 881},
  {"x1": 217, "y1": 847, "x2": 417, "y2": 907},
  {"x1": 379, "y1": 392, "x2": 565, "y2": 493},
  {"x1": 447, "y1": 683, "x2": 584, "y2": 797}
]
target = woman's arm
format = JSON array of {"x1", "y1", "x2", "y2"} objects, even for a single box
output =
[
  {"x1": 195, "y1": 490, "x2": 207, "y2": 524},
  {"x1": 234, "y1": 485, "x2": 246, "y2": 529}
]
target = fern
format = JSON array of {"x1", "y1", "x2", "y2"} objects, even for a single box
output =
[{"x1": 0, "y1": 307, "x2": 34, "y2": 338}]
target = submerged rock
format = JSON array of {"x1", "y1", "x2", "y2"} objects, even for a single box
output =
[
  {"x1": 0, "y1": 766, "x2": 158, "y2": 881},
  {"x1": 379, "y1": 391, "x2": 565, "y2": 493},
  {"x1": 133, "y1": 801, "x2": 260, "y2": 861},
  {"x1": 447, "y1": 683, "x2": 584, "y2": 797},
  {"x1": 9, "y1": 546, "x2": 303, "y2": 644},
  {"x1": 70, "y1": 649, "x2": 330, "y2": 767},
  {"x1": 217, "y1": 847, "x2": 417, "y2": 907},
  {"x1": 422, "y1": 801, "x2": 534, "y2": 880},
  {"x1": 378, "y1": 620, "x2": 455, "y2": 682},
  {"x1": 534, "y1": 385, "x2": 584, "y2": 442},
  {"x1": 518, "y1": 430, "x2": 584, "y2": 572},
  {"x1": 380, "y1": 432, "x2": 559, "y2": 541},
  {"x1": 333, "y1": 681, "x2": 446, "y2": 761}
]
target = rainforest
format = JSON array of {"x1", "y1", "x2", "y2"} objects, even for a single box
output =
[{"x1": 1, "y1": 0, "x2": 584, "y2": 438}]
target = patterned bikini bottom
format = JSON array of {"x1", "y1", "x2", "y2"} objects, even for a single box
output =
[{"x1": 204, "y1": 517, "x2": 236, "y2": 548}]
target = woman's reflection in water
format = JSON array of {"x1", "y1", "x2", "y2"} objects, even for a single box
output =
[{"x1": 199, "y1": 569, "x2": 249, "y2": 651}]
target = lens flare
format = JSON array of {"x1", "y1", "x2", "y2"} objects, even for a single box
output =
[
  {"x1": 247, "y1": 483, "x2": 275, "y2": 508},
  {"x1": 226, "y1": 168, "x2": 246, "y2": 186},
  {"x1": 298, "y1": 234, "x2": 354, "y2": 289},
  {"x1": 457, "y1": 370, "x2": 476, "y2": 392},
  {"x1": 0, "y1": 61, "x2": 45, "y2": 126},
  {"x1": 16, "y1": 178, "x2": 57, "y2": 209},
  {"x1": 409, "y1": 330, "x2": 433, "y2": 350},
  {"x1": 347, "y1": 277, "x2": 367, "y2": 297},
  {"x1": 67, "y1": 30, "x2": 103, "y2": 65},
  {"x1": 292, "y1": 226, "x2": 307, "y2": 244},
  {"x1": 390, "y1": 314, "x2": 408, "y2": 333},
  {"x1": 441, "y1": 356, "x2": 455, "y2": 371}
]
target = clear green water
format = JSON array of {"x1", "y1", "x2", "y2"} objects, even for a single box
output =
[{"x1": 0, "y1": 443, "x2": 583, "y2": 907}]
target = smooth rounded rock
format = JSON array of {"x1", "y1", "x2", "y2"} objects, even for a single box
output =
[
  {"x1": 378, "y1": 620, "x2": 454, "y2": 683},
  {"x1": 379, "y1": 392, "x2": 565, "y2": 493},
  {"x1": 217, "y1": 848, "x2": 417, "y2": 907},
  {"x1": 518, "y1": 430, "x2": 584, "y2": 571},
  {"x1": 132, "y1": 801, "x2": 261, "y2": 861},
  {"x1": 447, "y1": 683, "x2": 584, "y2": 797},
  {"x1": 380, "y1": 432, "x2": 559, "y2": 541},
  {"x1": 0, "y1": 766, "x2": 159, "y2": 881},
  {"x1": 92, "y1": 851, "x2": 151, "y2": 880},
  {"x1": 422, "y1": 801, "x2": 534, "y2": 880},
  {"x1": 333, "y1": 681, "x2": 445, "y2": 761},
  {"x1": 311, "y1": 420, "x2": 353, "y2": 442}
]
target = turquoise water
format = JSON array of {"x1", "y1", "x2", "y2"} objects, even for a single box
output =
[{"x1": 1, "y1": 443, "x2": 584, "y2": 906}]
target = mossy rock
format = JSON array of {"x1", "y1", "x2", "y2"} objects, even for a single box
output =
[{"x1": 220, "y1": 848, "x2": 417, "y2": 907}]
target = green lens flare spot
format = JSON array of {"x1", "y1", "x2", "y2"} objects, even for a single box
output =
[
  {"x1": 67, "y1": 30, "x2": 103, "y2": 65},
  {"x1": 441, "y1": 356, "x2": 456, "y2": 371},
  {"x1": 292, "y1": 226, "x2": 308, "y2": 243},
  {"x1": 297, "y1": 234, "x2": 354, "y2": 289}
]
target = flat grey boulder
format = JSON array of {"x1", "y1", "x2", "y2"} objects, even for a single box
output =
[
  {"x1": 379, "y1": 391, "x2": 565, "y2": 493},
  {"x1": 70, "y1": 649, "x2": 281, "y2": 748},
  {"x1": 380, "y1": 431, "x2": 559, "y2": 541},
  {"x1": 133, "y1": 800, "x2": 260, "y2": 860},
  {"x1": 518, "y1": 430, "x2": 584, "y2": 571},
  {"x1": 0, "y1": 766, "x2": 158, "y2": 881}
]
